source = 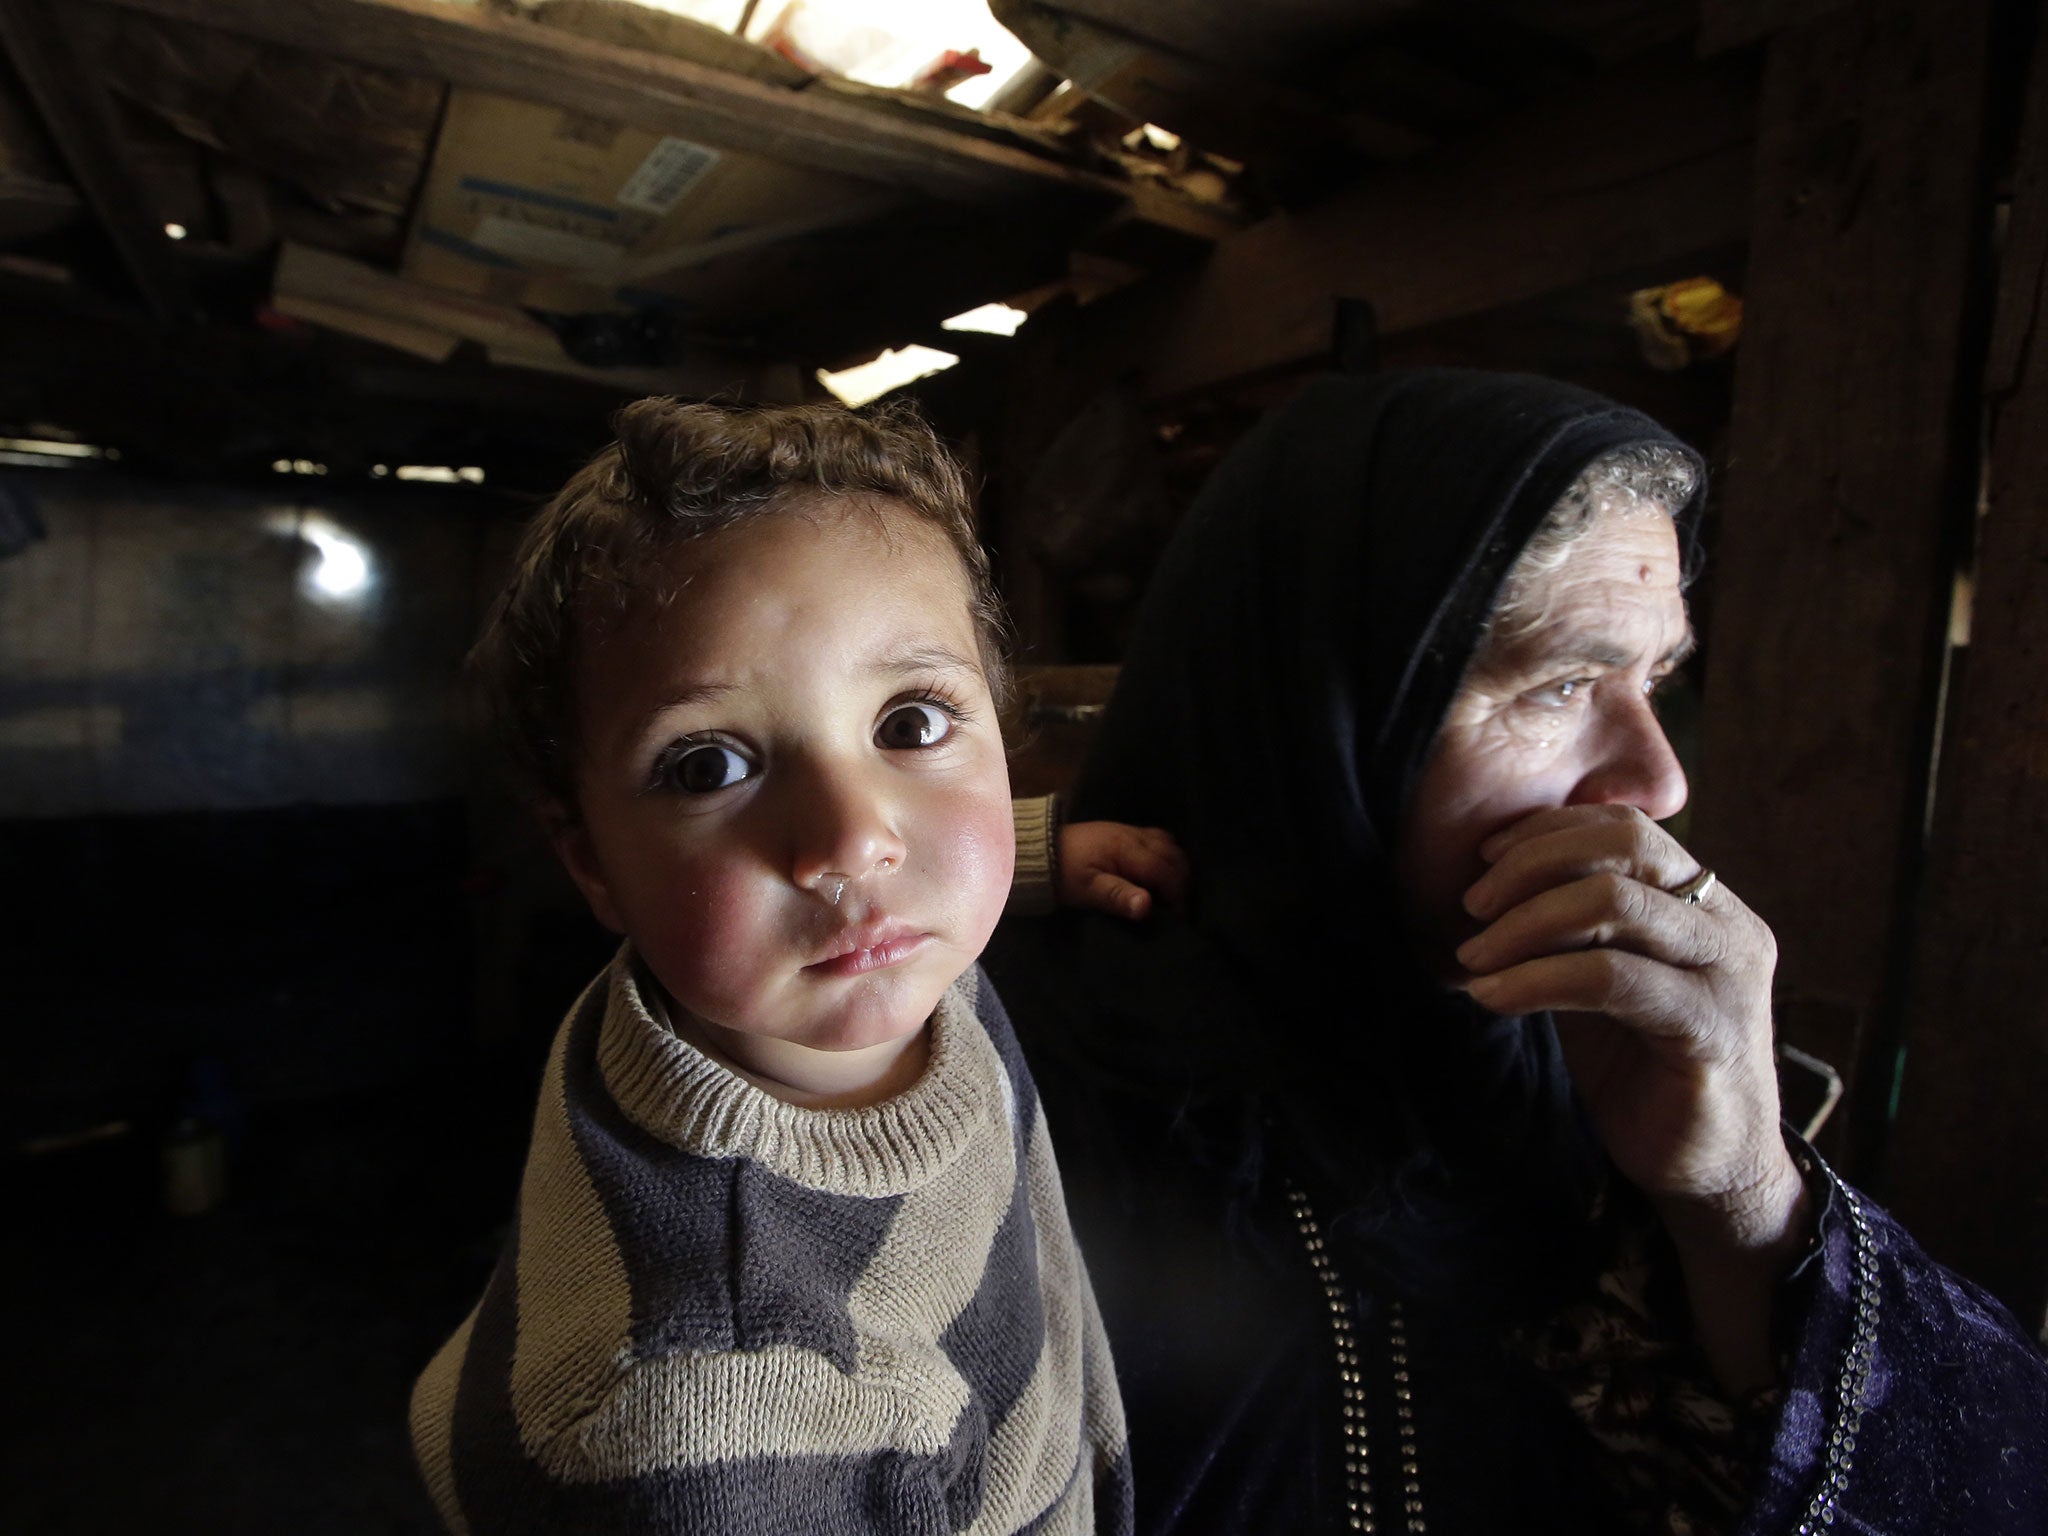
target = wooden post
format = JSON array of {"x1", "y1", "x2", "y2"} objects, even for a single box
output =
[
  {"x1": 1884, "y1": 6, "x2": 2048, "y2": 1330},
  {"x1": 1690, "y1": 0, "x2": 1999, "y2": 1172}
]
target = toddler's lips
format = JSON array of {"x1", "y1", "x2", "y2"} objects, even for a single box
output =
[{"x1": 806, "y1": 922, "x2": 927, "y2": 977}]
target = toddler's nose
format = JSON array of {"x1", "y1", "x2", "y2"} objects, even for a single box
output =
[{"x1": 789, "y1": 762, "x2": 907, "y2": 892}]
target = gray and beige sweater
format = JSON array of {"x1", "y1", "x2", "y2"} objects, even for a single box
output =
[{"x1": 410, "y1": 952, "x2": 1132, "y2": 1535}]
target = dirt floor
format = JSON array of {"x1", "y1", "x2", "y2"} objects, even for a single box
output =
[{"x1": 2, "y1": 1084, "x2": 527, "y2": 1535}]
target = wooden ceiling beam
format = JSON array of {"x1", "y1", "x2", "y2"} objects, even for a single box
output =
[
  {"x1": 86, "y1": 0, "x2": 1128, "y2": 210},
  {"x1": 0, "y1": 0, "x2": 190, "y2": 319},
  {"x1": 0, "y1": 167, "x2": 81, "y2": 244},
  {"x1": 1078, "y1": 47, "x2": 1758, "y2": 403},
  {"x1": 0, "y1": 287, "x2": 637, "y2": 485}
]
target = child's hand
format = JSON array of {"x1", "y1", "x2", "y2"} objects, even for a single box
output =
[{"x1": 1058, "y1": 822, "x2": 1189, "y2": 921}]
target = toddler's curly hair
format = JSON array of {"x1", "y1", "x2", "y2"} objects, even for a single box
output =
[{"x1": 468, "y1": 397, "x2": 1008, "y2": 813}]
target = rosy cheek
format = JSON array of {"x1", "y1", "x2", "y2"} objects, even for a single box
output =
[
  {"x1": 933, "y1": 788, "x2": 1016, "y2": 939},
  {"x1": 631, "y1": 857, "x2": 777, "y2": 1017}
]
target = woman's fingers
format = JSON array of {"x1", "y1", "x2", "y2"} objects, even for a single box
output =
[
  {"x1": 1457, "y1": 802, "x2": 1778, "y2": 1067},
  {"x1": 1466, "y1": 805, "x2": 1698, "y2": 923},
  {"x1": 1455, "y1": 871, "x2": 1725, "y2": 976},
  {"x1": 1464, "y1": 948, "x2": 1714, "y2": 1042},
  {"x1": 1477, "y1": 801, "x2": 1654, "y2": 863}
]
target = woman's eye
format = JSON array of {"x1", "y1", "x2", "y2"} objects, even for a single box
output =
[
  {"x1": 1528, "y1": 678, "x2": 1590, "y2": 708},
  {"x1": 877, "y1": 701, "x2": 955, "y2": 750},
  {"x1": 666, "y1": 743, "x2": 752, "y2": 793}
]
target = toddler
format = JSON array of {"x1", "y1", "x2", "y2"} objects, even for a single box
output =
[{"x1": 409, "y1": 398, "x2": 1179, "y2": 1534}]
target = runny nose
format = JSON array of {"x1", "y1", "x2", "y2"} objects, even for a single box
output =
[
  {"x1": 1571, "y1": 694, "x2": 1689, "y2": 822},
  {"x1": 791, "y1": 764, "x2": 907, "y2": 894}
]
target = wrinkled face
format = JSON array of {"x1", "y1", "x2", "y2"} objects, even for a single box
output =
[
  {"x1": 556, "y1": 499, "x2": 1014, "y2": 1055},
  {"x1": 1395, "y1": 507, "x2": 1692, "y2": 972}
]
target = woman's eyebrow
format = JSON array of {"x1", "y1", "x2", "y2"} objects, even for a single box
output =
[{"x1": 1523, "y1": 627, "x2": 1698, "y2": 672}]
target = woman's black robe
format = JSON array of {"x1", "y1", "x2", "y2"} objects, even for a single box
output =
[{"x1": 987, "y1": 368, "x2": 2048, "y2": 1535}]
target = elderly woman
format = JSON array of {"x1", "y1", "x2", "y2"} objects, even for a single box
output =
[{"x1": 987, "y1": 369, "x2": 2048, "y2": 1535}]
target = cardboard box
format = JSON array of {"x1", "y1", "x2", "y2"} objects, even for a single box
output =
[{"x1": 400, "y1": 4, "x2": 896, "y2": 315}]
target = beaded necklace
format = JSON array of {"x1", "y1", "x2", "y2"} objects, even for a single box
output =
[{"x1": 1287, "y1": 1182, "x2": 1428, "y2": 1534}]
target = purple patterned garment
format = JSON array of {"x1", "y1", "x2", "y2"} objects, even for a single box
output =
[
  {"x1": 1739, "y1": 1147, "x2": 2048, "y2": 1536},
  {"x1": 1511, "y1": 1135, "x2": 2048, "y2": 1536}
]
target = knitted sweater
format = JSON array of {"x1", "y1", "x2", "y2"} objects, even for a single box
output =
[{"x1": 410, "y1": 953, "x2": 1132, "y2": 1535}]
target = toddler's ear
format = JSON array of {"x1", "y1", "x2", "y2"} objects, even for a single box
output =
[{"x1": 545, "y1": 805, "x2": 628, "y2": 935}]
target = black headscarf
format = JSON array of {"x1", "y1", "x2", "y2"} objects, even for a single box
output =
[{"x1": 994, "y1": 368, "x2": 1707, "y2": 1300}]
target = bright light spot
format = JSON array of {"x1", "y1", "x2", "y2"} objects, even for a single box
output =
[
  {"x1": 938, "y1": 31, "x2": 1031, "y2": 108},
  {"x1": 388, "y1": 463, "x2": 488, "y2": 486},
  {"x1": 272, "y1": 459, "x2": 291, "y2": 473},
  {"x1": 164, "y1": 223, "x2": 188, "y2": 240},
  {"x1": 0, "y1": 435, "x2": 104, "y2": 458},
  {"x1": 942, "y1": 302, "x2": 1027, "y2": 336},
  {"x1": 1138, "y1": 123, "x2": 1181, "y2": 152},
  {"x1": 265, "y1": 511, "x2": 375, "y2": 604},
  {"x1": 1950, "y1": 569, "x2": 1974, "y2": 648},
  {"x1": 747, "y1": 0, "x2": 1032, "y2": 110},
  {"x1": 627, "y1": 0, "x2": 749, "y2": 30},
  {"x1": 306, "y1": 528, "x2": 368, "y2": 598},
  {"x1": 816, "y1": 345, "x2": 958, "y2": 407},
  {"x1": 370, "y1": 464, "x2": 390, "y2": 478},
  {"x1": 0, "y1": 450, "x2": 81, "y2": 469},
  {"x1": 272, "y1": 458, "x2": 328, "y2": 476}
]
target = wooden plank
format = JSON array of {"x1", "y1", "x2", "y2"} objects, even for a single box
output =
[
  {"x1": 87, "y1": 0, "x2": 1124, "y2": 210},
  {"x1": 1125, "y1": 49, "x2": 1756, "y2": 401},
  {"x1": 0, "y1": 0, "x2": 188, "y2": 318},
  {"x1": 0, "y1": 166, "x2": 79, "y2": 243},
  {"x1": 0, "y1": 286, "x2": 634, "y2": 486},
  {"x1": 1884, "y1": 6, "x2": 2048, "y2": 1330},
  {"x1": 1697, "y1": 0, "x2": 1856, "y2": 56},
  {"x1": 1689, "y1": 0, "x2": 1998, "y2": 1171},
  {"x1": 720, "y1": 199, "x2": 1079, "y2": 362}
]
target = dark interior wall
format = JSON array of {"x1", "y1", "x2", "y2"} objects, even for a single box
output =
[
  {"x1": 0, "y1": 472, "x2": 490, "y2": 815},
  {"x1": 0, "y1": 475, "x2": 600, "y2": 1535},
  {"x1": 0, "y1": 471, "x2": 533, "y2": 1135}
]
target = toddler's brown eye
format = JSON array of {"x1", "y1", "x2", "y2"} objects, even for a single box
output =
[
  {"x1": 670, "y1": 743, "x2": 751, "y2": 793},
  {"x1": 877, "y1": 702, "x2": 953, "y2": 750}
]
